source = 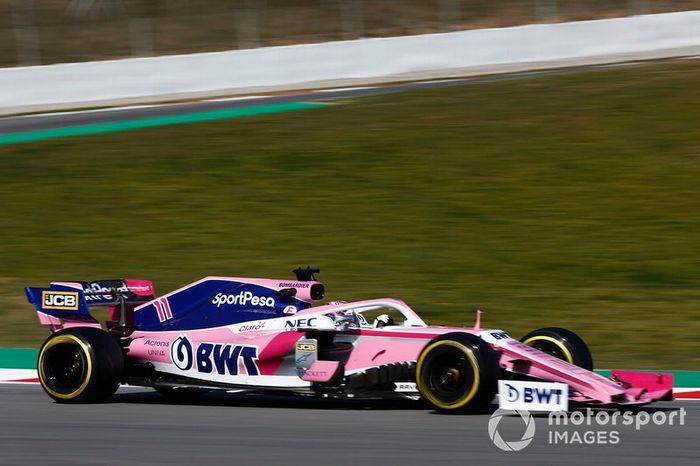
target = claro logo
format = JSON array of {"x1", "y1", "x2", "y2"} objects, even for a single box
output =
[{"x1": 212, "y1": 292, "x2": 275, "y2": 308}]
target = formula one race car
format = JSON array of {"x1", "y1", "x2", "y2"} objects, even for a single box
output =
[{"x1": 25, "y1": 268, "x2": 673, "y2": 412}]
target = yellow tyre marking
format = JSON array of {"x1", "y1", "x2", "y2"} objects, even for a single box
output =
[
  {"x1": 38, "y1": 334, "x2": 92, "y2": 400},
  {"x1": 416, "y1": 340, "x2": 481, "y2": 410},
  {"x1": 522, "y1": 335, "x2": 574, "y2": 364}
]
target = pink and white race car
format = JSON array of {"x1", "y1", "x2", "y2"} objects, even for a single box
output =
[{"x1": 25, "y1": 268, "x2": 673, "y2": 412}]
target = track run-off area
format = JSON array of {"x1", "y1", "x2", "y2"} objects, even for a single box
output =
[{"x1": 3, "y1": 59, "x2": 698, "y2": 145}]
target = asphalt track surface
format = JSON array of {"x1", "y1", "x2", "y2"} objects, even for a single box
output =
[
  {"x1": 0, "y1": 383, "x2": 697, "y2": 466},
  {"x1": 0, "y1": 62, "x2": 665, "y2": 136}
]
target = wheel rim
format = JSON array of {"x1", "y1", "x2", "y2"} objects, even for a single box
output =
[
  {"x1": 41, "y1": 342, "x2": 88, "y2": 395},
  {"x1": 424, "y1": 347, "x2": 475, "y2": 405}
]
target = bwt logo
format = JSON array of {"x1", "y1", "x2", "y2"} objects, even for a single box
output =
[
  {"x1": 505, "y1": 383, "x2": 564, "y2": 405},
  {"x1": 171, "y1": 336, "x2": 193, "y2": 371},
  {"x1": 490, "y1": 331, "x2": 511, "y2": 340},
  {"x1": 170, "y1": 335, "x2": 259, "y2": 376}
]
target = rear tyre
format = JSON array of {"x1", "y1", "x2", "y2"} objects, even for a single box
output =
[
  {"x1": 520, "y1": 327, "x2": 593, "y2": 371},
  {"x1": 416, "y1": 332, "x2": 499, "y2": 413},
  {"x1": 38, "y1": 327, "x2": 124, "y2": 403}
]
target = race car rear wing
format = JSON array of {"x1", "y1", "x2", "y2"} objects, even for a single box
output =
[
  {"x1": 25, "y1": 279, "x2": 155, "y2": 332},
  {"x1": 73, "y1": 279, "x2": 155, "y2": 306}
]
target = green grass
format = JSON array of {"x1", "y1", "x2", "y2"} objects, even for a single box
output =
[{"x1": 2, "y1": 60, "x2": 700, "y2": 369}]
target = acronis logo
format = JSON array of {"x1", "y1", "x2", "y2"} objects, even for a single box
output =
[{"x1": 170, "y1": 335, "x2": 259, "y2": 376}]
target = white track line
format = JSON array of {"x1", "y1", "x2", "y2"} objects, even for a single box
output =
[
  {"x1": 205, "y1": 95, "x2": 268, "y2": 102},
  {"x1": 418, "y1": 79, "x2": 460, "y2": 84},
  {"x1": 13, "y1": 104, "x2": 163, "y2": 119},
  {"x1": 314, "y1": 86, "x2": 376, "y2": 93}
]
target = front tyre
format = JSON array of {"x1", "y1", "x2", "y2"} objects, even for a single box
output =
[
  {"x1": 38, "y1": 327, "x2": 124, "y2": 403},
  {"x1": 416, "y1": 332, "x2": 499, "y2": 413},
  {"x1": 520, "y1": 327, "x2": 593, "y2": 371}
]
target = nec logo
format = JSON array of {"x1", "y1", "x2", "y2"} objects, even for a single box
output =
[
  {"x1": 42, "y1": 291, "x2": 79, "y2": 310},
  {"x1": 285, "y1": 317, "x2": 317, "y2": 329}
]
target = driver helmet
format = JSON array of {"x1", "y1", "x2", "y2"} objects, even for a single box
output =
[
  {"x1": 328, "y1": 309, "x2": 359, "y2": 328},
  {"x1": 327, "y1": 300, "x2": 348, "y2": 306}
]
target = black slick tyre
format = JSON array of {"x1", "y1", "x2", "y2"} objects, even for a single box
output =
[
  {"x1": 37, "y1": 327, "x2": 124, "y2": 403},
  {"x1": 416, "y1": 332, "x2": 499, "y2": 413},
  {"x1": 520, "y1": 327, "x2": 593, "y2": 371}
]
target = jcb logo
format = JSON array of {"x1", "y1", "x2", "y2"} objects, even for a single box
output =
[
  {"x1": 42, "y1": 291, "x2": 79, "y2": 310},
  {"x1": 296, "y1": 343, "x2": 316, "y2": 352}
]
